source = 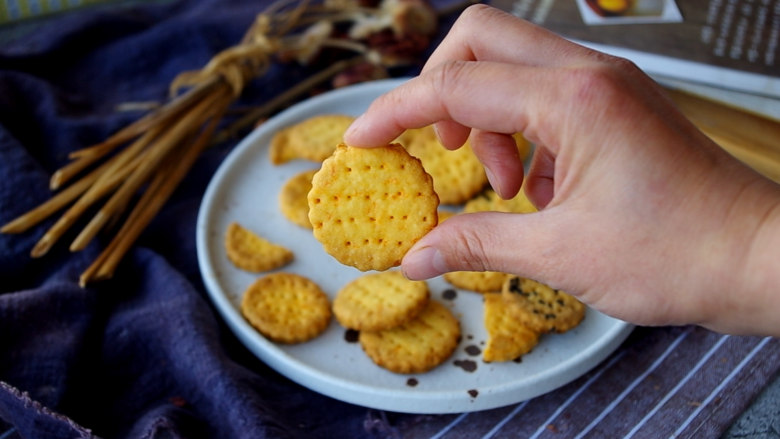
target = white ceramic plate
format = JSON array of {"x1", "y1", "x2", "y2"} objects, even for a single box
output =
[{"x1": 196, "y1": 78, "x2": 634, "y2": 414}]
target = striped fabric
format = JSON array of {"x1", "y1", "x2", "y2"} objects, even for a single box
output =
[
  {"x1": 385, "y1": 326, "x2": 778, "y2": 438},
  {"x1": 0, "y1": 0, "x2": 107, "y2": 23}
]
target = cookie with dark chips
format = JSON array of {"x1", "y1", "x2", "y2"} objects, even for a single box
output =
[{"x1": 501, "y1": 276, "x2": 585, "y2": 334}]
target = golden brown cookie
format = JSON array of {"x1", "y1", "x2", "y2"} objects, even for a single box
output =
[
  {"x1": 397, "y1": 126, "x2": 487, "y2": 205},
  {"x1": 482, "y1": 292, "x2": 540, "y2": 362},
  {"x1": 501, "y1": 276, "x2": 586, "y2": 334},
  {"x1": 437, "y1": 209, "x2": 457, "y2": 223},
  {"x1": 224, "y1": 222, "x2": 294, "y2": 272},
  {"x1": 333, "y1": 271, "x2": 430, "y2": 331},
  {"x1": 359, "y1": 300, "x2": 461, "y2": 374},
  {"x1": 463, "y1": 187, "x2": 537, "y2": 214},
  {"x1": 513, "y1": 132, "x2": 532, "y2": 162},
  {"x1": 443, "y1": 271, "x2": 511, "y2": 294},
  {"x1": 240, "y1": 272, "x2": 332, "y2": 344},
  {"x1": 269, "y1": 114, "x2": 355, "y2": 165},
  {"x1": 308, "y1": 143, "x2": 439, "y2": 271},
  {"x1": 279, "y1": 169, "x2": 317, "y2": 229}
]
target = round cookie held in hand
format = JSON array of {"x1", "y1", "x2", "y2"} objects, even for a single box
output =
[{"x1": 308, "y1": 143, "x2": 439, "y2": 271}]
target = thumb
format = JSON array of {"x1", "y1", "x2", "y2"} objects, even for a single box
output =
[{"x1": 402, "y1": 211, "x2": 556, "y2": 280}]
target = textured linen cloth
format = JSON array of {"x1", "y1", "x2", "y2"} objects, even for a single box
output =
[{"x1": 0, "y1": 1, "x2": 778, "y2": 438}]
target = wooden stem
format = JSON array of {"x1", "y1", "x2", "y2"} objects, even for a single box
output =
[
  {"x1": 80, "y1": 98, "x2": 230, "y2": 286},
  {"x1": 28, "y1": 124, "x2": 165, "y2": 257},
  {"x1": 212, "y1": 55, "x2": 363, "y2": 144},
  {"x1": 52, "y1": 76, "x2": 221, "y2": 189},
  {"x1": 2, "y1": 169, "x2": 99, "y2": 234},
  {"x1": 69, "y1": 88, "x2": 228, "y2": 253}
]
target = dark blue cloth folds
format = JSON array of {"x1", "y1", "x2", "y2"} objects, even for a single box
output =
[{"x1": 0, "y1": 1, "x2": 432, "y2": 437}]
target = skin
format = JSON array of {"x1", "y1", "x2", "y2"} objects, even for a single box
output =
[{"x1": 343, "y1": 4, "x2": 780, "y2": 336}]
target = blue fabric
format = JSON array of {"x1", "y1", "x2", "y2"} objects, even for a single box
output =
[
  {"x1": 3, "y1": 2, "x2": 780, "y2": 439},
  {"x1": 0, "y1": 1, "x2": 442, "y2": 437}
]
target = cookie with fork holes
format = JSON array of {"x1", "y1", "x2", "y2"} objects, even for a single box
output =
[
  {"x1": 308, "y1": 143, "x2": 439, "y2": 271},
  {"x1": 463, "y1": 186, "x2": 537, "y2": 214},
  {"x1": 359, "y1": 300, "x2": 460, "y2": 374},
  {"x1": 443, "y1": 270, "x2": 512, "y2": 294},
  {"x1": 279, "y1": 169, "x2": 317, "y2": 229},
  {"x1": 482, "y1": 292, "x2": 540, "y2": 362},
  {"x1": 270, "y1": 114, "x2": 355, "y2": 164},
  {"x1": 225, "y1": 222, "x2": 293, "y2": 272},
  {"x1": 333, "y1": 270, "x2": 429, "y2": 331},
  {"x1": 501, "y1": 276, "x2": 585, "y2": 334},
  {"x1": 396, "y1": 126, "x2": 487, "y2": 205},
  {"x1": 240, "y1": 272, "x2": 331, "y2": 344}
]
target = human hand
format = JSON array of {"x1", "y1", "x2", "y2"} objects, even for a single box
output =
[{"x1": 344, "y1": 5, "x2": 780, "y2": 335}]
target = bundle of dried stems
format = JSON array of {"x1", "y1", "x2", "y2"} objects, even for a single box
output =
[{"x1": 1, "y1": 0, "x2": 451, "y2": 287}]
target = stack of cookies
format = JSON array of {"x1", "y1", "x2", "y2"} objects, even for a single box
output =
[{"x1": 333, "y1": 271, "x2": 460, "y2": 374}]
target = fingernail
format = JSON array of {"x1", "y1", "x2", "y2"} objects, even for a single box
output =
[
  {"x1": 432, "y1": 123, "x2": 443, "y2": 144},
  {"x1": 485, "y1": 167, "x2": 502, "y2": 197},
  {"x1": 344, "y1": 114, "x2": 364, "y2": 143},
  {"x1": 402, "y1": 246, "x2": 447, "y2": 280}
]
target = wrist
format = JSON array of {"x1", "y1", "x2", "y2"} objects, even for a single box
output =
[{"x1": 699, "y1": 176, "x2": 780, "y2": 336}]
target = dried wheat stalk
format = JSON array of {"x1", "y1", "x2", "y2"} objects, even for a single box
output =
[{"x1": 1, "y1": 0, "x2": 449, "y2": 286}]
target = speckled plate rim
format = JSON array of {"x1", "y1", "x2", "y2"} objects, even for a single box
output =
[{"x1": 196, "y1": 78, "x2": 634, "y2": 414}]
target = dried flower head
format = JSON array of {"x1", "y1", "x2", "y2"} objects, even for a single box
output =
[{"x1": 348, "y1": 0, "x2": 436, "y2": 39}]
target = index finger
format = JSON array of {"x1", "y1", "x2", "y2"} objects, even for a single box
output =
[
  {"x1": 343, "y1": 60, "x2": 559, "y2": 148},
  {"x1": 343, "y1": 5, "x2": 608, "y2": 148},
  {"x1": 420, "y1": 4, "x2": 597, "y2": 74}
]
